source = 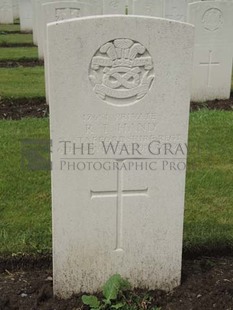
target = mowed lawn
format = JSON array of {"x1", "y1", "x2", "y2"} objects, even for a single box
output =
[
  {"x1": 0, "y1": 33, "x2": 33, "y2": 46},
  {"x1": 0, "y1": 24, "x2": 20, "y2": 32},
  {"x1": 0, "y1": 111, "x2": 233, "y2": 255},
  {"x1": 0, "y1": 67, "x2": 45, "y2": 98},
  {"x1": 0, "y1": 47, "x2": 38, "y2": 61}
]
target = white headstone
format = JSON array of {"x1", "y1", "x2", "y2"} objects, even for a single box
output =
[
  {"x1": 37, "y1": 0, "x2": 99, "y2": 59},
  {"x1": 103, "y1": 0, "x2": 126, "y2": 14},
  {"x1": 165, "y1": 0, "x2": 194, "y2": 22},
  {"x1": 42, "y1": 1, "x2": 93, "y2": 99},
  {"x1": 47, "y1": 16, "x2": 194, "y2": 298},
  {"x1": 32, "y1": 0, "x2": 38, "y2": 45},
  {"x1": 0, "y1": 0, "x2": 14, "y2": 23},
  {"x1": 188, "y1": 1, "x2": 233, "y2": 102},
  {"x1": 86, "y1": 0, "x2": 103, "y2": 14},
  {"x1": 19, "y1": 0, "x2": 33, "y2": 32},
  {"x1": 12, "y1": 0, "x2": 19, "y2": 19},
  {"x1": 39, "y1": 1, "x2": 92, "y2": 59},
  {"x1": 129, "y1": 0, "x2": 164, "y2": 17}
]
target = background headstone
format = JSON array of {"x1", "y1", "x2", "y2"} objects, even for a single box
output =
[
  {"x1": 86, "y1": 0, "x2": 103, "y2": 14},
  {"x1": 12, "y1": 0, "x2": 19, "y2": 19},
  {"x1": 39, "y1": 0, "x2": 92, "y2": 59},
  {"x1": 188, "y1": 1, "x2": 233, "y2": 102},
  {"x1": 37, "y1": 0, "x2": 98, "y2": 59},
  {"x1": 0, "y1": 0, "x2": 14, "y2": 23},
  {"x1": 103, "y1": 0, "x2": 126, "y2": 14},
  {"x1": 129, "y1": 0, "x2": 164, "y2": 17},
  {"x1": 19, "y1": 0, "x2": 33, "y2": 32},
  {"x1": 42, "y1": 1, "x2": 93, "y2": 99},
  {"x1": 32, "y1": 0, "x2": 39, "y2": 45},
  {"x1": 165, "y1": 0, "x2": 194, "y2": 22},
  {"x1": 47, "y1": 16, "x2": 194, "y2": 298}
]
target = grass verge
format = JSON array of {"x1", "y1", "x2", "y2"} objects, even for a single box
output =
[
  {"x1": 0, "y1": 24, "x2": 20, "y2": 33},
  {"x1": 0, "y1": 66, "x2": 45, "y2": 98},
  {"x1": 0, "y1": 47, "x2": 38, "y2": 61},
  {"x1": 0, "y1": 33, "x2": 33, "y2": 46},
  {"x1": 0, "y1": 118, "x2": 51, "y2": 254}
]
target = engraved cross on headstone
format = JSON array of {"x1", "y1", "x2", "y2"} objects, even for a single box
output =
[
  {"x1": 200, "y1": 50, "x2": 220, "y2": 87},
  {"x1": 91, "y1": 162, "x2": 148, "y2": 252}
]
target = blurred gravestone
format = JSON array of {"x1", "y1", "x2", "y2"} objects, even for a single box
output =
[
  {"x1": 12, "y1": 0, "x2": 19, "y2": 19},
  {"x1": 188, "y1": 1, "x2": 233, "y2": 102},
  {"x1": 36, "y1": 0, "x2": 99, "y2": 59},
  {"x1": 19, "y1": 0, "x2": 33, "y2": 32},
  {"x1": 129, "y1": 0, "x2": 164, "y2": 17},
  {"x1": 103, "y1": 0, "x2": 126, "y2": 14},
  {"x1": 0, "y1": 0, "x2": 14, "y2": 23},
  {"x1": 42, "y1": 0, "x2": 93, "y2": 101},
  {"x1": 165, "y1": 0, "x2": 195, "y2": 22}
]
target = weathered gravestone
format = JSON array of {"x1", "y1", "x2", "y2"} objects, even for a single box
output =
[
  {"x1": 37, "y1": 0, "x2": 99, "y2": 59},
  {"x1": 42, "y1": 1, "x2": 94, "y2": 100},
  {"x1": 188, "y1": 1, "x2": 233, "y2": 102},
  {"x1": 0, "y1": 0, "x2": 13, "y2": 23},
  {"x1": 12, "y1": 0, "x2": 19, "y2": 19},
  {"x1": 19, "y1": 0, "x2": 33, "y2": 32},
  {"x1": 40, "y1": 1, "x2": 92, "y2": 59},
  {"x1": 103, "y1": 0, "x2": 126, "y2": 14},
  {"x1": 129, "y1": 0, "x2": 164, "y2": 17},
  {"x1": 47, "y1": 15, "x2": 194, "y2": 298},
  {"x1": 165, "y1": 0, "x2": 194, "y2": 22},
  {"x1": 32, "y1": 0, "x2": 39, "y2": 45}
]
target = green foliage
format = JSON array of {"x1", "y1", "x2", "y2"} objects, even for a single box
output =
[
  {"x1": 82, "y1": 274, "x2": 161, "y2": 309},
  {"x1": 82, "y1": 274, "x2": 131, "y2": 309},
  {"x1": 103, "y1": 274, "x2": 131, "y2": 304},
  {"x1": 82, "y1": 295, "x2": 100, "y2": 309}
]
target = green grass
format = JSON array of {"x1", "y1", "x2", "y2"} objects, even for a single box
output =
[
  {"x1": 0, "y1": 111, "x2": 233, "y2": 255},
  {"x1": 0, "y1": 33, "x2": 33, "y2": 45},
  {"x1": 0, "y1": 67, "x2": 45, "y2": 98},
  {"x1": 0, "y1": 118, "x2": 51, "y2": 254},
  {"x1": 0, "y1": 24, "x2": 20, "y2": 32},
  {"x1": 0, "y1": 47, "x2": 38, "y2": 61},
  {"x1": 184, "y1": 110, "x2": 233, "y2": 253}
]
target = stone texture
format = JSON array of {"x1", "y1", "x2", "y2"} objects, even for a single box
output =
[
  {"x1": 165, "y1": 0, "x2": 195, "y2": 22},
  {"x1": 19, "y1": 0, "x2": 33, "y2": 32},
  {"x1": 47, "y1": 15, "x2": 194, "y2": 298},
  {"x1": 40, "y1": 1, "x2": 91, "y2": 59},
  {"x1": 0, "y1": 0, "x2": 13, "y2": 23},
  {"x1": 188, "y1": 1, "x2": 233, "y2": 102},
  {"x1": 12, "y1": 0, "x2": 19, "y2": 19},
  {"x1": 129, "y1": 0, "x2": 164, "y2": 17},
  {"x1": 103, "y1": 0, "x2": 126, "y2": 14},
  {"x1": 32, "y1": 0, "x2": 38, "y2": 45},
  {"x1": 37, "y1": 0, "x2": 99, "y2": 59}
]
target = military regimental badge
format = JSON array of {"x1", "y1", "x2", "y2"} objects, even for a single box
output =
[{"x1": 89, "y1": 39, "x2": 155, "y2": 106}]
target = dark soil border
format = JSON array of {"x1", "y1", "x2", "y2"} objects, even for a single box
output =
[
  {"x1": 0, "y1": 59, "x2": 43, "y2": 68},
  {"x1": 0, "y1": 97, "x2": 48, "y2": 119},
  {"x1": 0, "y1": 31, "x2": 31, "y2": 34},
  {"x1": 0, "y1": 42, "x2": 35, "y2": 47},
  {"x1": 191, "y1": 94, "x2": 233, "y2": 111},
  {"x1": 1, "y1": 245, "x2": 233, "y2": 273},
  {"x1": 0, "y1": 254, "x2": 52, "y2": 272}
]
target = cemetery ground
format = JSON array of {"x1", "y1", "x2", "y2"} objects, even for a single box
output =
[{"x1": 0, "y1": 22, "x2": 233, "y2": 310}]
